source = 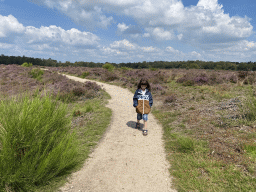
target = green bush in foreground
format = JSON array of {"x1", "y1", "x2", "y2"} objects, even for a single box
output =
[{"x1": 0, "y1": 88, "x2": 81, "y2": 191}]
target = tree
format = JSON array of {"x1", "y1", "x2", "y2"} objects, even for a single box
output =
[{"x1": 237, "y1": 63, "x2": 248, "y2": 71}]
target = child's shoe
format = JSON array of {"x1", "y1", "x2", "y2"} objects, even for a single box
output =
[{"x1": 143, "y1": 130, "x2": 148, "y2": 136}]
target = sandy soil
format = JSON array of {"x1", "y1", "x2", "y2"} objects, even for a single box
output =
[{"x1": 41, "y1": 69, "x2": 177, "y2": 192}]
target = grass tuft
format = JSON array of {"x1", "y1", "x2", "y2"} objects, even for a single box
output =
[{"x1": 0, "y1": 88, "x2": 83, "y2": 191}]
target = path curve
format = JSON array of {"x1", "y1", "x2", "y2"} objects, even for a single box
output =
[{"x1": 41, "y1": 69, "x2": 177, "y2": 192}]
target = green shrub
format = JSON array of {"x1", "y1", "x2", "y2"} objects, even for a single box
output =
[
  {"x1": 81, "y1": 71, "x2": 90, "y2": 78},
  {"x1": 182, "y1": 80, "x2": 195, "y2": 86},
  {"x1": 21, "y1": 62, "x2": 33, "y2": 67},
  {"x1": 0, "y1": 88, "x2": 81, "y2": 191},
  {"x1": 102, "y1": 63, "x2": 115, "y2": 72},
  {"x1": 28, "y1": 68, "x2": 44, "y2": 81},
  {"x1": 150, "y1": 68, "x2": 158, "y2": 71},
  {"x1": 121, "y1": 67, "x2": 132, "y2": 71}
]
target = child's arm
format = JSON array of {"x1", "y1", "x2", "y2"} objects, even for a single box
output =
[
  {"x1": 149, "y1": 92, "x2": 153, "y2": 107},
  {"x1": 133, "y1": 90, "x2": 138, "y2": 107}
]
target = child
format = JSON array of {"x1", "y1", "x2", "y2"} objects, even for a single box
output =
[{"x1": 133, "y1": 78, "x2": 153, "y2": 136}]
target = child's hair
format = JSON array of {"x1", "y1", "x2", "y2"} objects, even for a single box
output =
[{"x1": 137, "y1": 78, "x2": 151, "y2": 92}]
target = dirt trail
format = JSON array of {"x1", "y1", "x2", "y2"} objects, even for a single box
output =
[{"x1": 41, "y1": 69, "x2": 177, "y2": 192}]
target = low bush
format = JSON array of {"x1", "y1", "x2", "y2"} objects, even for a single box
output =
[
  {"x1": 125, "y1": 70, "x2": 136, "y2": 77},
  {"x1": 176, "y1": 71, "x2": 198, "y2": 86},
  {"x1": 102, "y1": 63, "x2": 115, "y2": 72},
  {"x1": 120, "y1": 67, "x2": 132, "y2": 71},
  {"x1": 183, "y1": 80, "x2": 195, "y2": 86},
  {"x1": 21, "y1": 62, "x2": 33, "y2": 67},
  {"x1": 101, "y1": 71, "x2": 119, "y2": 82},
  {"x1": 194, "y1": 76, "x2": 208, "y2": 85},
  {"x1": 238, "y1": 71, "x2": 248, "y2": 80},
  {"x1": 0, "y1": 89, "x2": 81, "y2": 191},
  {"x1": 83, "y1": 81, "x2": 101, "y2": 91},
  {"x1": 229, "y1": 73, "x2": 238, "y2": 83},
  {"x1": 164, "y1": 94, "x2": 177, "y2": 103},
  {"x1": 28, "y1": 68, "x2": 44, "y2": 81},
  {"x1": 81, "y1": 71, "x2": 90, "y2": 78},
  {"x1": 72, "y1": 87, "x2": 85, "y2": 97},
  {"x1": 151, "y1": 71, "x2": 169, "y2": 84},
  {"x1": 90, "y1": 68, "x2": 106, "y2": 76},
  {"x1": 245, "y1": 72, "x2": 256, "y2": 85},
  {"x1": 151, "y1": 84, "x2": 165, "y2": 91}
]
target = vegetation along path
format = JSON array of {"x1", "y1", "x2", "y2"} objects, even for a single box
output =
[{"x1": 40, "y1": 69, "x2": 177, "y2": 192}]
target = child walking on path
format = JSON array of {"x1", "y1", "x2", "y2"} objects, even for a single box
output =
[{"x1": 133, "y1": 78, "x2": 153, "y2": 136}]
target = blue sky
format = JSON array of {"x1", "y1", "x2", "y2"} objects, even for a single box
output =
[{"x1": 0, "y1": 0, "x2": 255, "y2": 64}]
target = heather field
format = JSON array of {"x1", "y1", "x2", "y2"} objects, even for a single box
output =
[{"x1": 1, "y1": 64, "x2": 256, "y2": 191}]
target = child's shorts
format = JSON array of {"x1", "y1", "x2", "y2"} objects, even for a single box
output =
[{"x1": 137, "y1": 113, "x2": 148, "y2": 121}]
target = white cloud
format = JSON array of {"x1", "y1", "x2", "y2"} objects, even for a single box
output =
[
  {"x1": 98, "y1": 39, "x2": 163, "y2": 60},
  {"x1": 197, "y1": 0, "x2": 223, "y2": 12},
  {"x1": 177, "y1": 34, "x2": 183, "y2": 40},
  {"x1": 29, "y1": 0, "x2": 114, "y2": 31},
  {"x1": 117, "y1": 23, "x2": 129, "y2": 32},
  {"x1": 129, "y1": 0, "x2": 159, "y2": 17},
  {"x1": 130, "y1": 34, "x2": 140, "y2": 39},
  {"x1": 190, "y1": 51, "x2": 201, "y2": 57},
  {"x1": 31, "y1": 44, "x2": 52, "y2": 51},
  {"x1": 117, "y1": 23, "x2": 142, "y2": 37},
  {"x1": 110, "y1": 39, "x2": 136, "y2": 50},
  {"x1": 141, "y1": 46, "x2": 158, "y2": 52},
  {"x1": 22, "y1": 25, "x2": 100, "y2": 47},
  {"x1": 165, "y1": 46, "x2": 179, "y2": 53},
  {"x1": 0, "y1": 42, "x2": 13, "y2": 49},
  {"x1": 0, "y1": 15, "x2": 25, "y2": 38},
  {"x1": 105, "y1": 39, "x2": 162, "y2": 55},
  {"x1": 143, "y1": 33, "x2": 150, "y2": 37},
  {"x1": 59, "y1": 0, "x2": 72, "y2": 11},
  {"x1": 165, "y1": 46, "x2": 187, "y2": 59},
  {"x1": 146, "y1": 27, "x2": 174, "y2": 40},
  {"x1": 0, "y1": 14, "x2": 102, "y2": 57},
  {"x1": 153, "y1": 27, "x2": 174, "y2": 40},
  {"x1": 96, "y1": 7, "x2": 114, "y2": 29},
  {"x1": 161, "y1": 1, "x2": 185, "y2": 25},
  {"x1": 247, "y1": 42, "x2": 255, "y2": 49},
  {"x1": 213, "y1": 40, "x2": 256, "y2": 52}
]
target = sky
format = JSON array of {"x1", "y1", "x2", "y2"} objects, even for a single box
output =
[{"x1": 0, "y1": 0, "x2": 256, "y2": 64}]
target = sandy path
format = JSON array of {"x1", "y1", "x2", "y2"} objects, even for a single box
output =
[{"x1": 41, "y1": 69, "x2": 177, "y2": 192}]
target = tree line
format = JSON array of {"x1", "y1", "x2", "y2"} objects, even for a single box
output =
[{"x1": 0, "y1": 54, "x2": 255, "y2": 71}]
